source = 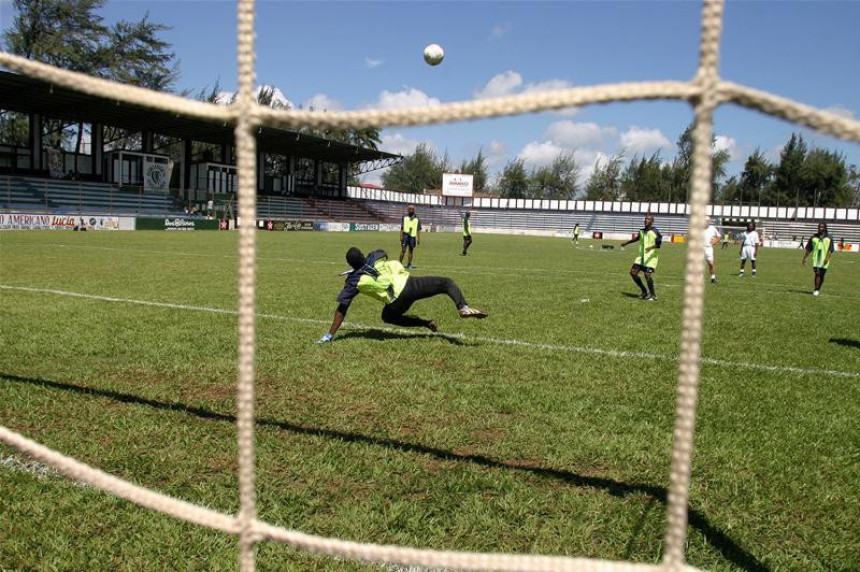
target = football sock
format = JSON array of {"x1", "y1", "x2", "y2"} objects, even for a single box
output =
[
  {"x1": 646, "y1": 276, "x2": 655, "y2": 296},
  {"x1": 632, "y1": 274, "x2": 646, "y2": 293}
]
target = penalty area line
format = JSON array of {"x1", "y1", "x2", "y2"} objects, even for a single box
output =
[{"x1": 2, "y1": 284, "x2": 857, "y2": 380}]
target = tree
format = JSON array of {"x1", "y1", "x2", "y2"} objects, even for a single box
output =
[
  {"x1": 458, "y1": 149, "x2": 489, "y2": 193},
  {"x1": 667, "y1": 123, "x2": 731, "y2": 202},
  {"x1": 108, "y1": 14, "x2": 178, "y2": 90},
  {"x1": 0, "y1": 111, "x2": 29, "y2": 147},
  {"x1": 801, "y1": 148, "x2": 852, "y2": 207},
  {"x1": 772, "y1": 133, "x2": 807, "y2": 207},
  {"x1": 296, "y1": 99, "x2": 381, "y2": 151},
  {"x1": 530, "y1": 152, "x2": 580, "y2": 199},
  {"x1": 381, "y1": 143, "x2": 447, "y2": 193},
  {"x1": 4, "y1": 0, "x2": 177, "y2": 88},
  {"x1": 669, "y1": 124, "x2": 694, "y2": 201},
  {"x1": 495, "y1": 158, "x2": 529, "y2": 198},
  {"x1": 848, "y1": 165, "x2": 860, "y2": 208},
  {"x1": 621, "y1": 153, "x2": 670, "y2": 202},
  {"x1": 585, "y1": 154, "x2": 625, "y2": 200},
  {"x1": 737, "y1": 149, "x2": 774, "y2": 205},
  {"x1": 3, "y1": 0, "x2": 106, "y2": 73},
  {"x1": 4, "y1": 0, "x2": 178, "y2": 166},
  {"x1": 718, "y1": 175, "x2": 740, "y2": 204}
]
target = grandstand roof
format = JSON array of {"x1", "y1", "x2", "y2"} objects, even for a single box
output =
[{"x1": 0, "y1": 71, "x2": 400, "y2": 168}]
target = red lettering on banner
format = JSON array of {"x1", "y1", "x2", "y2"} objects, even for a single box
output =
[{"x1": 52, "y1": 216, "x2": 77, "y2": 228}]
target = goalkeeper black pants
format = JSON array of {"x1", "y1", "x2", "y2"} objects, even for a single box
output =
[{"x1": 381, "y1": 276, "x2": 468, "y2": 327}]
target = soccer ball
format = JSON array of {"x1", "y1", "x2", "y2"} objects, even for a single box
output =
[
  {"x1": 423, "y1": 44, "x2": 444, "y2": 66},
  {"x1": 589, "y1": 245, "x2": 594, "y2": 249}
]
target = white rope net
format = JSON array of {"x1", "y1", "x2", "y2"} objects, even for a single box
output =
[{"x1": 1, "y1": 0, "x2": 859, "y2": 570}]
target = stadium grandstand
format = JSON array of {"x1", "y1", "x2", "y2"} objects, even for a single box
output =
[{"x1": 0, "y1": 70, "x2": 401, "y2": 217}]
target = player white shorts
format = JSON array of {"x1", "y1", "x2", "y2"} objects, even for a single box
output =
[
  {"x1": 741, "y1": 245, "x2": 756, "y2": 261},
  {"x1": 704, "y1": 245, "x2": 714, "y2": 263}
]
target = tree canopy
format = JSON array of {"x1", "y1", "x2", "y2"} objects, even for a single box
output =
[{"x1": 3, "y1": 0, "x2": 178, "y2": 90}]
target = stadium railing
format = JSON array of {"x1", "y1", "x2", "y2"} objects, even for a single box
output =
[{"x1": 0, "y1": 174, "x2": 182, "y2": 216}]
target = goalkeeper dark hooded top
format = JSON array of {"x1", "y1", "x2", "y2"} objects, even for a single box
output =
[{"x1": 337, "y1": 250, "x2": 410, "y2": 307}]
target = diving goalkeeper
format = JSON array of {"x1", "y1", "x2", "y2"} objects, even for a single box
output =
[{"x1": 317, "y1": 247, "x2": 487, "y2": 343}]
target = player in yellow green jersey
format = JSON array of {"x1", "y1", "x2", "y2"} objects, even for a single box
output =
[
  {"x1": 399, "y1": 205, "x2": 421, "y2": 269},
  {"x1": 461, "y1": 212, "x2": 473, "y2": 256},
  {"x1": 620, "y1": 214, "x2": 663, "y2": 301},
  {"x1": 801, "y1": 222, "x2": 834, "y2": 297},
  {"x1": 316, "y1": 247, "x2": 487, "y2": 343}
]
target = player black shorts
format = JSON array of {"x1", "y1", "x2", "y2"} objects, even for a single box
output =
[
  {"x1": 401, "y1": 234, "x2": 417, "y2": 249},
  {"x1": 632, "y1": 264, "x2": 655, "y2": 274}
]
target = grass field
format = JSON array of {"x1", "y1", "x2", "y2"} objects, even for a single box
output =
[{"x1": 1, "y1": 229, "x2": 859, "y2": 570}]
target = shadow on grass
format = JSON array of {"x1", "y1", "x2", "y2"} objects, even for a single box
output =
[
  {"x1": 621, "y1": 292, "x2": 646, "y2": 299},
  {"x1": 337, "y1": 329, "x2": 466, "y2": 346},
  {"x1": 829, "y1": 337, "x2": 860, "y2": 350},
  {"x1": 2, "y1": 372, "x2": 767, "y2": 571}
]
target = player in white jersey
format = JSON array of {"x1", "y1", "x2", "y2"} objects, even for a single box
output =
[
  {"x1": 703, "y1": 219, "x2": 722, "y2": 283},
  {"x1": 738, "y1": 221, "x2": 762, "y2": 277}
]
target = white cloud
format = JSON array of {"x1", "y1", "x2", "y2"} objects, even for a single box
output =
[
  {"x1": 360, "y1": 170, "x2": 384, "y2": 186},
  {"x1": 545, "y1": 121, "x2": 616, "y2": 148},
  {"x1": 713, "y1": 135, "x2": 742, "y2": 160},
  {"x1": 489, "y1": 23, "x2": 511, "y2": 40},
  {"x1": 214, "y1": 91, "x2": 233, "y2": 105},
  {"x1": 474, "y1": 71, "x2": 523, "y2": 99},
  {"x1": 486, "y1": 140, "x2": 508, "y2": 169},
  {"x1": 574, "y1": 150, "x2": 611, "y2": 184},
  {"x1": 372, "y1": 88, "x2": 441, "y2": 110},
  {"x1": 619, "y1": 127, "x2": 674, "y2": 156},
  {"x1": 258, "y1": 86, "x2": 292, "y2": 108},
  {"x1": 765, "y1": 143, "x2": 785, "y2": 163},
  {"x1": 522, "y1": 79, "x2": 573, "y2": 94},
  {"x1": 305, "y1": 93, "x2": 343, "y2": 112},
  {"x1": 518, "y1": 141, "x2": 565, "y2": 168},
  {"x1": 823, "y1": 105, "x2": 855, "y2": 120},
  {"x1": 378, "y1": 132, "x2": 435, "y2": 157},
  {"x1": 214, "y1": 86, "x2": 293, "y2": 109},
  {"x1": 474, "y1": 71, "x2": 576, "y2": 101},
  {"x1": 364, "y1": 57, "x2": 383, "y2": 69},
  {"x1": 474, "y1": 71, "x2": 577, "y2": 114}
]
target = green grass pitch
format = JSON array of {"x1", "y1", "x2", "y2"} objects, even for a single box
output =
[{"x1": 1, "y1": 230, "x2": 858, "y2": 570}]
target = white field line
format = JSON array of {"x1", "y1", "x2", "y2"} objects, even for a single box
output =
[
  {"x1": 1, "y1": 453, "x2": 90, "y2": 487},
  {"x1": 9, "y1": 242, "x2": 859, "y2": 298},
  {"x1": 2, "y1": 284, "x2": 858, "y2": 380}
]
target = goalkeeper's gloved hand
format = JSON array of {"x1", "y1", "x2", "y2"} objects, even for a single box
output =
[{"x1": 316, "y1": 333, "x2": 333, "y2": 344}]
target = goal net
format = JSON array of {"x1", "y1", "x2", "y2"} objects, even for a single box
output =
[{"x1": 1, "y1": 0, "x2": 859, "y2": 570}]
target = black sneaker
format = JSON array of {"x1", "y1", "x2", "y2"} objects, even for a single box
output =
[
  {"x1": 710, "y1": 277, "x2": 717, "y2": 284},
  {"x1": 639, "y1": 291, "x2": 650, "y2": 300},
  {"x1": 647, "y1": 294, "x2": 658, "y2": 301}
]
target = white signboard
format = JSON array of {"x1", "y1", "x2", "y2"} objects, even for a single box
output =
[{"x1": 442, "y1": 173, "x2": 474, "y2": 197}]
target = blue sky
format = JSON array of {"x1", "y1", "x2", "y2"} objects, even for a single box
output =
[{"x1": 3, "y1": 0, "x2": 859, "y2": 187}]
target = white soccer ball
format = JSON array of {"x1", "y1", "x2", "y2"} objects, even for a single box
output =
[
  {"x1": 589, "y1": 245, "x2": 594, "y2": 249},
  {"x1": 423, "y1": 43, "x2": 444, "y2": 66}
]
